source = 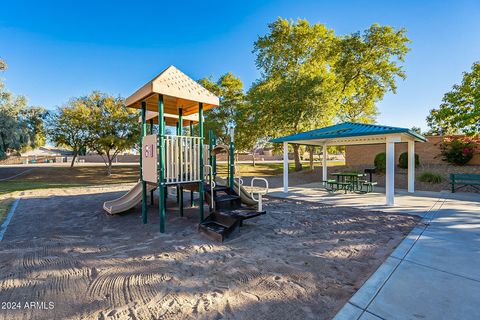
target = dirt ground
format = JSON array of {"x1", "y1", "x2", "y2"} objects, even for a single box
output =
[{"x1": 0, "y1": 186, "x2": 418, "y2": 320}]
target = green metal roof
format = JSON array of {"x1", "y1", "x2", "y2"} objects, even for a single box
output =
[{"x1": 270, "y1": 122, "x2": 427, "y2": 144}]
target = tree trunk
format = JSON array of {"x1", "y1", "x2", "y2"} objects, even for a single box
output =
[
  {"x1": 293, "y1": 144, "x2": 302, "y2": 171},
  {"x1": 0, "y1": 132, "x2": 7, "y2": 152},
  {"x1": 107, "y1": 158, "x2": 113, "y2": 176},
  {"x1": 252, "y1": 149, "x2": 256, "y2": 167},
  {"x1": 70, "y1": 152, "x2": 77, "y2": 168},
  {"x1": 309, "y1": 146, "x2": 314, "y2": 171}
]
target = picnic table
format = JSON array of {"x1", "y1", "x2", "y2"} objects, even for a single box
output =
[{"x1": 325, "y1": 172, "x2": 377, "y2": 193}]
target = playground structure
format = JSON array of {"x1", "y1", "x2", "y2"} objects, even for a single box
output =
[{"x1": 103, "y1": 66, "x2": 268, "y2": 240}]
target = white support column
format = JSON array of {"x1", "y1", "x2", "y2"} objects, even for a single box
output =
[
  {"x1": 283, "y1": 142, "x2": 289, "y2": 193},
  {"x1": 322, "y1": 143, "x2": 328, "y2": 185},
  {"x1": 385, "y1": 136, "x2": 400, "y2": 206},
  {"x1": 408, "y1": 140, "x2": 415, "y2": 193}
]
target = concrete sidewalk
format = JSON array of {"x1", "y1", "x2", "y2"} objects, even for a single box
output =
[{"x1": 268, "y1": 186, "x2": 480, "y2": 320}]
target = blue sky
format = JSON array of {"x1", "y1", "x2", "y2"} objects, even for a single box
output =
[{"x1": 1, "y1": 0, "x2": 479, "y2": 131}]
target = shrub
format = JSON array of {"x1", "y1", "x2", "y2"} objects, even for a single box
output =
[
  {"x1": 374, "y1": 152, "x2": 386, "y2": 173},
  {"x1": 0, "y1": 150, "x2": 6, "y2": 161},
  {"x1": 419, "y1": 172, "x2": 444, "y2": 184},
  {"x1": 440, "y1": 136, "x2": 479, "y2": 165},
  {"x1": 398, "y1": 152, "x2": 420, "y2": 169}
]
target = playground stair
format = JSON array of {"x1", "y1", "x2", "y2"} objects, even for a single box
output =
[{"x1": 198, "y1": 183, "x2": 265, "y2": 241}]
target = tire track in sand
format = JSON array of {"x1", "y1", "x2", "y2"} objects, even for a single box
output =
[{"x1": 87, "y1": 269, "x2": 173, "y2": 308}]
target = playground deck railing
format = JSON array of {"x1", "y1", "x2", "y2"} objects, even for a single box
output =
[{"x1": 164, "y1": 135, "x2": 210, "y2": 185}]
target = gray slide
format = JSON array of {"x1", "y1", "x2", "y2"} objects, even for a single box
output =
[
  {"x1": 215, "y1": 177, "x2": 258, "y2": 207},
  {"x1": 103, "y1": 182, "x2": 156, "y2": 215}
]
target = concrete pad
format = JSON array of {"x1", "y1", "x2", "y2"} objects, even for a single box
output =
[
  {"x1": 421, "y1": 224, "x2": 480, "y2": 244},
  {"x1": 332, "y1": 302, "x2": 363, "y2": 320},
  {"x1": 349, "y1": 256, "x2": 401, "y2": 309},
  {"x1": 390, "y1": 226, "x2": 425, "y2": 259},
  {"x1": 429, "y1": 211, "x2": 480, "y2": 229},
  {"x1": 405, "y1": 234, "x2": 480, "y2": 281},
  {"x1": 367, "y1": 260, "x2": 480, "y2": 320},
  {"x1": 269, "y1": 185, "x2": 443, "y2": 219},
  {"x1": 358, "y1": 311, "x2": 383, "y2": 320}
]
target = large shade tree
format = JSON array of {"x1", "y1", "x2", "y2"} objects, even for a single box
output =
[
  {"x1": 200, "y1": 73, "x2": 266, "y2": 165},
  {"x1": 0, "y1": 59, "x2": 47, "y2": 159},
  {"x1": 199, "y1": 73, "x2": 246, "y2": 145},
  {"x1": 249, "y1": 18, "x2": 411, "y2": 170},
  {"x1": 48, "y1": 92, "x2": 139, "y2": 173},
  {"x1": 249, "y1": 18, "x2": 338, "y2": 170},
  {"x1": 47, "y1": 100, "x2": 93, "y2": 167},
  {"x1": 427, "y1": 62, "x2": 480, "y2": 135},
  {"x1": 334, "y1": 24, "x2": 410, "y2": 123},
  {"x1": 23, "y1": 106, "x2": 48, "y2": 149},
  {"x1": 87, "y1": 92, "x2": 139, "y2": 175}
]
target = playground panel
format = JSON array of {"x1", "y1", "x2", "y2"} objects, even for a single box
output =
[{"x1": 142, "y1": 134, "x2": 158, "y2": 184}]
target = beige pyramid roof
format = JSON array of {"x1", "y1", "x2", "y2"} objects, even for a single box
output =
[{"x1": 126, "y1": 65, "x2": 219, "y2": 116}]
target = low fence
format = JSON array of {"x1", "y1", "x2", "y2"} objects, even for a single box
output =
[
  {"x1": 0, "y1": 156, "x2": 57, "y2": 165},
  {"x1": 77, "y1": 154, "x2": 139, "y2": 163},
  {"x1": 345, "y1": 135, "x2": 480, "y2": 166},
  {"x1": 0, "y1": 155, "x2": 140, "y2": 165}
]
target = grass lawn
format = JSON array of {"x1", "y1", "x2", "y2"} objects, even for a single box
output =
[
  {"x1": 0, "y1": 161, "x2": 343, "y2": 195},
  {"x1": 0, "y1": 198, "x2": 14, "y2": 225},
  {"x1": 0, "y1": 165, "x2": 139, "y2": 195},
  {"x1": 216, "y1": 161, "x2": 344, "y2": 176}
]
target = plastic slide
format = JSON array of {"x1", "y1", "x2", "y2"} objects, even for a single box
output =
[
  {"x1": 233, "y1": 180, "x2": 258, "y2": 206},
  {"x1": 103, "y1": 182, "x2": 156, "y2": 215},
  {"x1": 215, "y1": 177, "x2": 258, "y2": 207}
]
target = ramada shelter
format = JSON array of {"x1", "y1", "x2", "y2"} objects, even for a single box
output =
[{"x1": 271, "y1": 122, "x2": 427, "y2": 206}]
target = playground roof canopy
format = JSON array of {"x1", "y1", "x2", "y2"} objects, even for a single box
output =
[
  {"x1": 270, "y1": 122, "x2": 427, "y2": 146},
  {"x1": 126, "y1": 65, "x2": 220, "y2": 116}
]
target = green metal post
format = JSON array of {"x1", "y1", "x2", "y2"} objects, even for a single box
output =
[
  {"x1": 176, "y1": 121, "x2": 180, "y2": 205},
  {"x1": 190, "y1": 121, "x2": 194, "y2": 207},
  {"x1": 208, "y1": 129, "x2": 213, "y2": 170},
  {"x1": 149, "y1": 119, "x2": 154, "y2": 206},
  {"x1": 141, "y1": 102, "x2": 147, "y2": 224},
  {"x1": 178, "y1": 108, "x2": 183, "y2": 217},
  {"x1": 213, "y1": 133, "x2": 217, "y2": 181},
  {"x1": 229, "y1": 134, "x2": 234, "y2": 193},
  {"x1": 158, "y1": 95, "x2": 166, "y2": 233},
  {"x1": 198, "y1": 103, "x2": 204, "y2": 221},
  {"x1": 208, "y1": 129, "x2": 213, "y2": 212}
]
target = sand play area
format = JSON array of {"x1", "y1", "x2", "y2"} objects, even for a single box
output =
[{"x1": 0, "y1": 185, "x2": 419, "y2": 320}]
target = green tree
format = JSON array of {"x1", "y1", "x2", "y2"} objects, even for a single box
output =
[
  {"x1": 199, "y1": 73, "x2": 246, "y2": 145},
  {"x1": 334, "y1": 24, "x2": 410, "y2": 122},
  {"x1": 411, "y1": 126, "x2": 422, "y2": 135},
  {"x1": 233, "y1": 101, "x2": 267, "y2": 165},
  {"x1": 22, "y1": 106, "x2": 48, "y2": 149},
  {"x1": 86, "y1": 92, "x2": 140, "y2": 175},
  {"x1": 0, "y1": 59, "x2": 45, "y2": 157},
  {"x1": 249, "y1": 18, "x2": 338, "y2": 171},
  {"x1": 200, "y1": 73, "x2": 265, "y2": 165},
  {"x1": 249, "y1": 18, "x2": 410, "y2": 170},
  {"x1": 427, "y1": 62, "x2": 480, "y2": 135},
  {"x1": 47, "y1": 100, "x2": 93, "y2": 167}
]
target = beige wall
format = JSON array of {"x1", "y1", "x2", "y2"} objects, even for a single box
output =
[{"x1": 345, "y1": 135, "x2": 480, "y2": 166}]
